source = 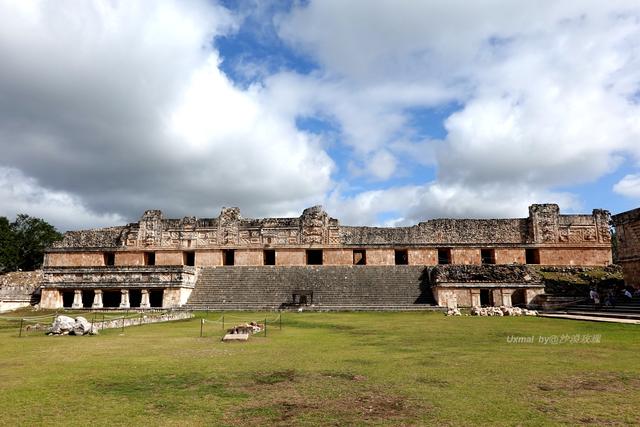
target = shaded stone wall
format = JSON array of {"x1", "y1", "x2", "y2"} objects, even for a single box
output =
[
  {"x1": 612, "y1": 207, "x2": 640, "y2": 287},
  {"x1": 0, "y1": 271, "x2": 42, "y2": 312}
]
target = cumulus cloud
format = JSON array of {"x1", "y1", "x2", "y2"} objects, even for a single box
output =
[
  {"x1": 614, "y1": 174, "x2": 640, "y2": 199},
  {"x1": 2, "y1": 1, "x2": 640, "y2": 230},
  {"x1": 272, "y1": 0, "x2": 640, "y2": 221},
  {"x1": 0, "y1": 167, "x2": 125, "y2": 231},
  {"x1": 0, "y1": 0, "x2": 334, "y2": 230}
]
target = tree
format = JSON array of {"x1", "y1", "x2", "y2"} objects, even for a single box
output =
[
  {"x1": 0, "y1": 216, "x2": 18, "y2": 272},
  {"x1": 0, "y1": 214, "x2": 63, "y2": 272},
  {"x1": 11, "y1": 214, "x2": 63, "y2": 271}
]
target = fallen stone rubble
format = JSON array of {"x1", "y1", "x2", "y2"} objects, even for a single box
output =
[
  {"x1": 227, "y1": 321, "x2": 263, "y2": 335},
  {"x1": 47, "y1": 315, "x2": 98, "y2": 335},
  {"x1": 46, "y1": 311, "x2": 194, "y2": 335},
  {"x1": 446, "y1": 306, "x2": 539, "y2": 317}
]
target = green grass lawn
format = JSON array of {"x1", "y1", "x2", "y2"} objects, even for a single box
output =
[{"x1": 0, "y1": 310, "x2": 638, "y2": 426}]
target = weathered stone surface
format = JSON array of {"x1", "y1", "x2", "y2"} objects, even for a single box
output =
[
  {"x1": 431, "y1": 264, "x2": 542, "y2": 284},
  {"x1": 49, "y1": 315, "x2": 75, "y2": 334},
  {"x1": 71, "y1": 316, "x2": 95, "y2": 335},
  {"x1": 50, "y1": 204, "x2": 610, "y2": 250},
  {"x1": 470, "y1": 306, "x2": 538, "y2": 317},
  {"x1": 0, "y1": 270, "x2": 42, "y2": 312},
  {"x1": 612, "y1": 207, "x2": 640, "y2": 287}
]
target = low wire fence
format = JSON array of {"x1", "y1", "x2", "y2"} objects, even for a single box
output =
[{"x1": 0, "y1": 309, "x2": 283, "y2": 338}]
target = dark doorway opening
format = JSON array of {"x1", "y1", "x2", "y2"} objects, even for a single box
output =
[
  {"x1": 480, "y1": 289, "x2": 493, "y2": 306},
  {"x1": 525, "y1": 248, "x2": 540, "y2": 264},
  {"x1": 129, "y1": 289, "x2": 142, "y2": 308},
  {"x1": 438, "y1": 248, "x2": 452, "y2": 265},
  {"x1": 104, "y1": 252, "x2": 115, "y2": 266},
  {"x1": 292, "y1": 290, "x2": 313, "y2": 305},
  {"x1": 103, "y1": 291, "x2": 121, "y2": 308},
  {"x1": 223, "y1": 249, "x2": 235, "y2": 266},
  {"x1": 394, "y1": 249, "x2": 408, "y2": 265},
  {"x1": 62, "y1": 291, "x2": 74, "y2": 308},
  {"x1": 481, "y1": 249, "x2": 496, "y2": 264},
  {"x1": 183, "y1": 251, "x2": 195, "y2": 266},
  {"x1": 144, "y1": 252, "x2": 155, "y2": 266},
  {"x1": 353, "y1": 249, "x2": 366, "y2": 265},
  {"x1": 511, "y1": 289, "x2": 526, "y2": 306},
  {"x1": 306, "y1": 250, "x2": 323, "y2": 265},
  {"x1": 149, "y1": 290, "x2": 163, "y2": 307},
  {"x1": 82, "y1": 290, "x2": 94, "y2": 308},
  {"x1": 264, "y1": 249, "x2": 276, "y2": 265}
]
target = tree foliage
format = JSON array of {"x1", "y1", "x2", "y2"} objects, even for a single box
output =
[{"x1": 0, "y1": 214, "x2": 63, "y2": 272}]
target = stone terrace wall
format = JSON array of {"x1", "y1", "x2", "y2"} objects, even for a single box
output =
[
  {"x1": 0, "y1": 271, "x2": 42, "y2": 312},
  {"x1": 612, "y1": 207, "x2": 640, "y2": 287}
]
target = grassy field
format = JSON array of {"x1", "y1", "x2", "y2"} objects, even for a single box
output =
[{"x1": 0, "y1": 310, "x2": 639, "y2": 426}]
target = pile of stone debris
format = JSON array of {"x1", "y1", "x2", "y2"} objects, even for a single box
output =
[
  {"x1": 46, "y1": 315, "x2": 98, "y2": 336},
  {"x1": 222, "y1": 321, "x2": 263, "y2": 342},
  {"x1": 446, "y1": 306, "x2": 539, "y2": 317}
]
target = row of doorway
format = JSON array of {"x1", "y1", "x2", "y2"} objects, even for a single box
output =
[{"x1": 61, "y1": 289, "x2": 164, "y2": 308}]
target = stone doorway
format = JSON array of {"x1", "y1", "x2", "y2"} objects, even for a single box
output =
[
  {"x1": 62, "y1": 291, "x2": 74, "y2": 308},
  {"x1": 82, "y1": 290, "x2": 95, "y2": 308},
  {"x1": 149, "y1": 290, "x2": 163, "y2": 308},
  {"x1": 102, "y1": 291, "x2": 121, "y2": 308},
  {"x1": 480, "y1": 289, "x2": 493, "y2": 306},
  {"x1": 129, "y1": 289, "x2": 142, "y2": 308}
]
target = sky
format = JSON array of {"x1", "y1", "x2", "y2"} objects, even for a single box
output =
[{"x1": 1, "y1": 0, "x2": 640, "y2": 231}]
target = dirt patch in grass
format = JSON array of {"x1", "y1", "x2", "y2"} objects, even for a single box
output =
[
  {"x1": 533, "y1": 372, "x2": 640, "y2": 426},
  {"x1": 536, "y1": 372, "x2": 640, "y2": 394},
  {"x1": 226, "y1": 388, "x2": 425, "y2": 426},
  {"x1": 253, "y1": 369, "x2": 297, "y2": 385},
  {"x1": 225, "y1": 370, "x2": 428, "y2": 425}
]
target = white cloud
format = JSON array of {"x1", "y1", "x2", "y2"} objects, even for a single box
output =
[
  {"x1": 326, "y1": 181, "x2": 579, "y2": 227},
  {"x1": 0, "y1": 167, "x2": 124, "y2": 231},
  {"x1": 275, "y1": 0, "x2": 640, "y2": 219},
  {"x1": 0, "y1": 0, "x2": 334, "y2": 228},
  {"x1": 613, "y1": 174, "x2": 640, "y2": 199}
]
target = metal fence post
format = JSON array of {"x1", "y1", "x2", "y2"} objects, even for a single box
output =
[
  {"x1": 200, "y1": 318, "x2": 204, "y2": 338},
  {"x1": 18, "y1": 318, "x2": 23, "y2": 338},
  {"x1": 264, "y1": 317, "x2": 267, "y2": 337}
]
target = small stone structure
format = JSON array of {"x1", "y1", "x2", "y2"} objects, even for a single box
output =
[
  {"x1": 0, "y1": 271, "x2": 42, "y2": 312},
  {"x1": 612, "y1": 207, "x2": 640, "y2": 288},
  {"x1": 431, "y1": 265, "x2": 545, "y2": 308},
  {"x1": 40, "y1": 204, "x2": 612, "y2": 310}
]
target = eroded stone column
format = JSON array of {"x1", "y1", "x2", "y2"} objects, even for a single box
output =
[
  {"x1": 470, "y1": 289, "x2": 481, "y2": 307},
  {"x1": 92, "y1": 289, "x2": 103, "y2": 309},
  {"x1": 119, "y1": 289, "x2": 130, "y2": 309},
  {"x1": 140, "y1": 289, "x2": 150, "y2": 309},
  {"x1": 72, "y1": 289, "x2": 83, "y2": 309},
  {"x1": 500, "y1": 289, "x2": 512, "y2": 307}
]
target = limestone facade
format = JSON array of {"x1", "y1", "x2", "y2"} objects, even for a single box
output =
[
  {"x1": 612, "y1": 207, "x2": 640, "y2": 287},
  {"x1": 40, "y1": 204, "x2": 612, "y2": 309}
]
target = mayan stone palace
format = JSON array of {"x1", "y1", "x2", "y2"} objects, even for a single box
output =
[{"x1": 39, "y1": 204, "x2": 612, "y2": 311}]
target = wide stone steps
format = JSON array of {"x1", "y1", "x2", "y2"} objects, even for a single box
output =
[
  {"x1": 185, "y1": 266, "x2": 435, "y2": 310},
  {"x1": 548, "y1": 296, "x2": 640, "y2": 320}
]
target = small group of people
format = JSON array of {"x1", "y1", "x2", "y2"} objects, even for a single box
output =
[{"x1": 589, "y1": 285, "x2": 639, "y2": 308}]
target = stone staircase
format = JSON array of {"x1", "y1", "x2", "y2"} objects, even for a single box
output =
[
  {"x1": 184, "y1": 266, "x2": 438, "y2": 311},
  {"x1": 550, "y1": 295, "x2": 640, "y2": 321}
]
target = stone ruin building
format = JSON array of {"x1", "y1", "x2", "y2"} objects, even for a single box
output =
[
  {"x1": 40, "y1": 204, "x2": 612, "y2": 310},
  {"x1": 612, "y1": 207, "x2": 640, "y2": 288}
]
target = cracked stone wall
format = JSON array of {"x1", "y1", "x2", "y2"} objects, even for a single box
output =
[{"x1": 612, "y1": 207, "x2": 640, "y2": 287}]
